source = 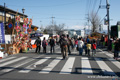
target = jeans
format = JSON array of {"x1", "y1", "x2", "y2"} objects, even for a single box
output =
[
  {"x1": 50, "y1": 45, "x2": 55, "y2": 53},
  {"x1": 43, "y1": 47, "x2": 46, "y2": 53},
  {"x1": 87, "y1": 49, "x2": 90, "y2": 56},
  {"x1": 35, "y1": 46, "x2": 41, "y2": 53},
  {"x1": 114, "y1": 50, "x2": 119, "y2": 58},
  {"x1": 79, "y1": 48, "x2": 83, "y2": 55},
  {"x1": 67, "y1": 45, "x2": 71, "y2": 54},
  {"x1": 92, "y1": 49, "x2": 96, "y2": 56}
]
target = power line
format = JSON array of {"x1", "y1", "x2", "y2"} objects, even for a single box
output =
[
  {"x1": 100, "y1": 14, "x2": 107, "y2": 23},
  {"x1": 33, "y1": 17, "x2": 85, "y2": 20},
  {"x1": 92, "y1": 0, "x2": 102, "y2": 21}
]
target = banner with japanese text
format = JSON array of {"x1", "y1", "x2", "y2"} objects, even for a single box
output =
[{"x1": 0, "y1": 23, "x2": 5, "y2": 43}]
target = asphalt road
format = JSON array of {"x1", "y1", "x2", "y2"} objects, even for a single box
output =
[{"x1": 0, "y1": 45, "x2": 120, "y2": 80}]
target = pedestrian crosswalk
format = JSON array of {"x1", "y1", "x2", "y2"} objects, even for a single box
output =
[
  {"x1": 81, "y1": 57, "x2": 93, "y2": 74},
  {"x1": 0, "y1": 55, "x2": 120, "y2": 77},
  {"x1": 60, "y1": 57, "x2": 75, "y2": 74}
]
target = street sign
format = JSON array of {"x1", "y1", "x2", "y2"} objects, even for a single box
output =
[
  {"x1": 34, "y1": 27, "x2": 37, "y2": 31},
  {"x1": 8, "y1": 23, "x2": 13, "y2": 28},
  {"x1": 0, "y1": 23, "x2": 5, "y2": 43}
]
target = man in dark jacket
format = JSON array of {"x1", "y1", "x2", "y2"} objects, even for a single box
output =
[
  {"x1": 49, "y1": 36, "x2": 55, "y2": 53},
  {"x1": 34, "y1": 37, "x2": 41, "y2": 53}
]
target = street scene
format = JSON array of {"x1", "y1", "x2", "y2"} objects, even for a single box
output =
[
  {"x1": 0, "y1": 44, "x2": 120, "y2": 80},
  {"x1": 0, "y1": 0, "x2": 120, "y2": 80}
]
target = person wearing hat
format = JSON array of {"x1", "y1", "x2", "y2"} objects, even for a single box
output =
[{"x1": 60, "y1": 34, "x2": 68, "y2": 59}]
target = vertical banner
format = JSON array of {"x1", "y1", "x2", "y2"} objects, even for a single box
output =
[{"x1": 0, "y1": 23, "x2": 5, "y2": 43}]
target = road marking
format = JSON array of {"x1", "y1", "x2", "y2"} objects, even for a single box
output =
[
  {"x1": 98, "y1": 49, "x2": 120, "y2": 68},
  {"x1": 0, "y1": 57, "x2": 27, "y2": 67},
  {"x1": 2, "y1": 59, "x2": 34, "y2": 72},
  {"x1": 0, "y1": 57, "x2": 16, "y2": 63},
  {"x1": 105, "y1": 52, "x2": 113, "y2": 58},
  {"x1": 60, "y1": 57, "x2": 75, "y2": 74},
  {"x1": 19, "y1": 57, "x2": 51, "y2": 73},
  {"x1": 39, "y1": 57, "x2": 62, "y2": 74},
  {"x1": 108, "y1": 58, "x2": 120, "y2": 70},
  {"x1": 2, "y1": 55, "x2": 44, "y2": 72},
  {"x1": 95, "y1": 58, "x2": 116, "y2": 76},
  {"x1": 81, "y1": 57, "x2": 93, "y2": 74}
]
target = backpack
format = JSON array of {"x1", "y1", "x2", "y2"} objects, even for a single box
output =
[
  {"x1": 92, "y1": 44, "x2": 96, "y2": 49},
  {"x1": 61, "y1": 38, "x2": 67, "y2": 46},
  {"x1": 42, "y1": 40, "x2": 47, "y2": 47},
  {"x1": 67, "y1": 38, "x2": 71, "y2": 45}
]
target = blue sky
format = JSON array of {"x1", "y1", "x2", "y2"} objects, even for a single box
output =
[{"x1": 0, "y1": 0, "x2": 120, "y2": 30}]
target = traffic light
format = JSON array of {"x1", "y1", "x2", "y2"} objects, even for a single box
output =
[{"x1": 104, "y1": 19, "x2": 108, "y2": 25}]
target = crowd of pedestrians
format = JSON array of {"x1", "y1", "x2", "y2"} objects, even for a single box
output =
[
  {"x1": 99, "y1": 34, "x2": 120, "y2": 60},
  {"x1": 34, "y1": 34, "x2": 119, "y2": 60}
]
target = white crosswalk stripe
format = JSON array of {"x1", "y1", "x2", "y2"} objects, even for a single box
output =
[
  {"x1": 19, "y1": 57, "x2": 51, "y2": 73},
  {"x1": 1, "y1": 55, "x2": 43, "y2": 72},
  {"x1": 0, "y1": 57, "x2": 16, "y2": 63},
  {"x1": 0, "y1": 55, "x2": 120, "y2": 76},
  {"x1": 95, "y1": 58, "x2": 116, "y2": 76},
  {"x1": 60, "y1": 57, "x2": 75, "y2": 74},
  {"x1": 81, "y1": 57, "x2": 93, "y2": 74},
  {"x1": 0, "y1": 57, "x2": 27, "y2": 67},
  {"x1": 1, "y1": 59, "x2": 34, "y2": 72},
  {"x1": 39, "y1": 57, "x2": 62, "y2": 74}
]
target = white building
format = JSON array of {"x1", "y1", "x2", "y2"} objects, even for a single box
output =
[{"x1": 76, "y1": 30, "x2": 85, "y2": 37}]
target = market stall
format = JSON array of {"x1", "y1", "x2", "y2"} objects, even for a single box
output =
[{"x1": 6, "y1": 15, "x2": 32, "y2": 54}]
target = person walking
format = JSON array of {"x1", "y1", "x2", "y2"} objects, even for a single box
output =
[
  {"x1": 34, "y1": 37, "x2": 41, "y2": 53},
  {"x1": 86, "y1": 41, "x2": 91, "y2": 56},
  {"x1": 75, "y1": 39, "x2": 78, "y2": 51},
  {"x1": 67, "y1": 35, "x2": 72, "y2": 55},
  {"x1": 42, "y1": 37, "x2": 47, "y2": 53},
  {"x1": 83, "y1": 42, "x2": 87, "y2": 56},
  {"x1": 61, "y1": 34, "x2": 68, "y2": 59},
  {"x1": 92, "y1": 39, "x2": 97, "y2": 56},
  {"x1": 71, "y1": 38, "x2": 75, "y2": 49},
  {"x1": 114, "y1": 39, "x2": 119, "y2": 60},
  {"x1": 49, "y1": 36, "x2": 55, "y2": 53},
  {"x1": 78, "y1": 37, "x2": 84, "y2": 55}
]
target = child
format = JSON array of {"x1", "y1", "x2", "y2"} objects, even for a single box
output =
[
  {"x1": 86, "y1": 41, "x2": 91, "y2": 56},
  {"x1": 84, "y1": 42, "x2": 87, "y2": 56},
  {"x1": 92, "y1": 40, "x2": 97, "y2": 56}
]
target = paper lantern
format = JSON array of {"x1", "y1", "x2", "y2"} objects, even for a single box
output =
[{"x1": 16, "y1": 29, "x2": 20, "y2": 33}]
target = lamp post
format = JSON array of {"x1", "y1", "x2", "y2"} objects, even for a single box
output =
[
  {"x1": 22, "y1": 8, "x2": 25, "y2": 17},
  {"x1": 22, "y1": 8, "x2": 25, "y2": 31}
]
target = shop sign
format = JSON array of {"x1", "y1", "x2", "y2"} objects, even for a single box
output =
[
  {"x1": 0, "y1": 23, "x2": 5, "y2": 43},
  {"x1": 34, "y1": 27, "x2": 37, "y2": 31},
  {"x1": 8, "y1": 23, "x2": 13, "y2": 28}
]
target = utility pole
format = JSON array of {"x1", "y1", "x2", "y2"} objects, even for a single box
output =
[
  {"x1": 86, "y1": 13, "x2": 90, "y2": 35},
  {"x1": 4, "y1": 3, "x2": 6, "y2": 31},
  {"x1": 51, "y1": 16, "x2": 55, "y2": 25},
  {"x1": 4, "y1": 3, "x2": 6, "y2": 52},
  {"x1": 106, "y1": 0, "x2": 110, "y2": 45},
  {"x1": 106, "y1": 0, "x2": 110, "y2": 39},
  {"x1": 51, "y1": 16, "x2": 55, "y2": 35}
]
